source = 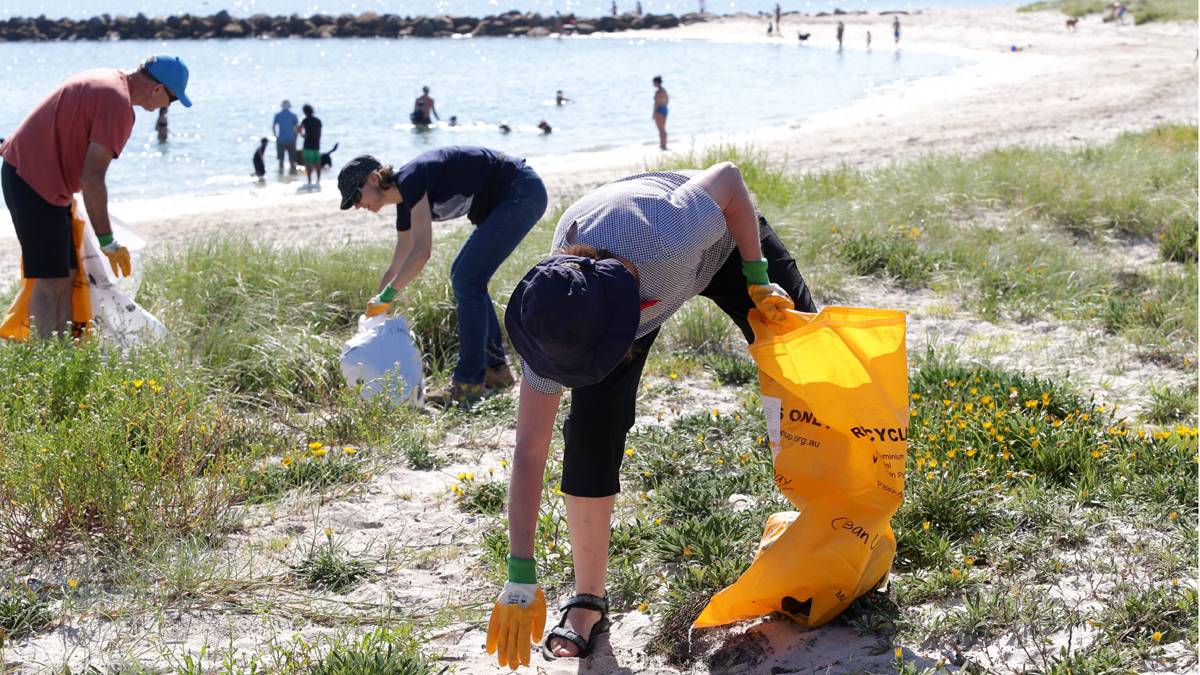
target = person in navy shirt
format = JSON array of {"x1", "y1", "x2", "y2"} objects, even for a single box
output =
[{"x1": 337, "y1": 146, "x2": 548, "y2": 406}]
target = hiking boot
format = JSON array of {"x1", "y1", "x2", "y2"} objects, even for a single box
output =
[
  {"x1": 426, "y1": 380, "x2": 486, "y2": 409},
  {"x1": 484, "y1": 363, "x2": 517, "y2": 390}
]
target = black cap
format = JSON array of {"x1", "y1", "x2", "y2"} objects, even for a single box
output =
[
  {"x1": 504, "y1": 254, "x2": 640, "y2": 388},
  {"x1": 338, "y1": 155, "x2": 382, "y2": 210}
]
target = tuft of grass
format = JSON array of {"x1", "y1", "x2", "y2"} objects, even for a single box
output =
[
  {"x1": 0, "y1": 582, "x2": 52, "y2": 642},
  {"x1": 240, "y1": 442, "x2": 368, "y2": 504},
  {"x1": 292, "y1": 530, "x2": 370, "y2": 594},
  {"x1": 701, "y1": 351, "x2": 758, "y2": 386},
  {"x1": 452, "y1": 476, "x2": 507, "y2": 515},
  {"x1": 1144, "y1": 383, "x2": 1198, "y2": 424},
  {"x1": 308, "y1": 627, "x2": 442, "y2": 675}
]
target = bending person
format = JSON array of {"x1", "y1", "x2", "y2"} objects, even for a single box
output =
[
  {"x1": 487, "y1": 163, "x2": 817, "y2": 666},
  {"x1": 337, "y1": 146, "x2": 547, "y2": 407},
  {"x1": 0, "y1": 55, "x2": 192, "y2": 338}
]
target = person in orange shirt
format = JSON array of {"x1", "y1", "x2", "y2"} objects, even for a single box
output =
[{"x1": 0, "y1": 55, "x2": 191, "y2": 338}]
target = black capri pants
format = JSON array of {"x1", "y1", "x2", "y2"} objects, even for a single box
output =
[{"x1": 560, "y1": 215, "x2": 817, "y2": 498}]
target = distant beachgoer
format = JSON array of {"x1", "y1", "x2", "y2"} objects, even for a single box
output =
[
  {"x1": 652, "y1": 75, "x2": 668, "y2": 151},
  {"x1": 499, "y1": 123, "x2": 512, "y2": 134},
  {"x1": 336, "y1": 147, "x2": 548, "y2": 406},
  {"x1": 273, "y1": 100, "x2": 298, "y2": 174},
  {"x1": 0, "y1": 55, "x2": 192, "y2": 338},
  {"x1": 155, "y1": 107, "x2": 168, "y2": 143},
  {"x1": 867, "y1": 30, "x2": 872, "y2": 49},
  {"x1": 554, "y1": 11, "x2": 564, "y2": 34},
  {"x1": 448, "y1": 115, "x2": 459, "y2": 127},
  {"x1": 636, "y1": 2, "x2": 643, "y2": 16},
  {"x1": 699, "y1": 0, "x2": 706, "y2": 14},
  {"x1": 836, "y1": 21, "x2": 845, "y2": 49},
  {"x1": 556, "y1": 90, "x2": 572, "y2": 106},
  {"x1": 611, "y1": 1, "x2": 618, "y2": 16},
  {"x1": 253, "y1": 137, "x2": 268, "y2": 178},
  {"x1": 297, "y1": 103, "x2": 322, "y2": 188},
  {"x1": 411, "y1": 86, "x2": 439, "y2": 126},
  {"x1": 775, "y1": 3, "x2": 782, "y2": 31},
  {"x1": 767, "y1": 21, "x2": 773, "y2": 36},
  {"x1": 538, "y1": 121, "x2": 553, "y2": 135},
  {"x1": 893, "y1": 16, "x2": 901, "y2": 44}
]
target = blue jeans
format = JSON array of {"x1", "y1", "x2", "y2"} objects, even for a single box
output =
[{"x1": 450, "y1": 165, "x2": 548, "y2": 385}]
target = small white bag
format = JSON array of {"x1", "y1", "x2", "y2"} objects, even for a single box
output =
[{"x1": 339, "y1": 314, "x2": 424, "y2": 405}]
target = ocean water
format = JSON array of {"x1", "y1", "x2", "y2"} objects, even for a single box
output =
[{"x1": 0, "y1": 35, "x2": 961, "y2": 204}]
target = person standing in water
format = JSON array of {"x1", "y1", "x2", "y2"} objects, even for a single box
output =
[
  {"x1": 652, "y1": 75, "x2": 668, "y2": 151},
  {"x1": 893, "y1": 15, "x2": 901, "y2": 45},
  {"x1": 155, "y1": 107, "x2": 168, "y2": 143},
  {"x1": 297, "y1": 103, "x2": 322, "y2": 188},
  {"x1": 411, "y1": 86, "x2": 439, "y2": 126},
  {"x1": 836, "y1": 20, "x2": 845, "y2": 49}
]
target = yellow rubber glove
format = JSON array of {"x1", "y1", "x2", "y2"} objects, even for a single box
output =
[
  {"x1": 485, "y1": 582, "x2": 546, "y2": 670},
  {"x1": 365, "y1": 299, "x2": 392, "y2": 318},
  {"x1": 100, "y1": 241, "x2": 132, "y2": 278}
]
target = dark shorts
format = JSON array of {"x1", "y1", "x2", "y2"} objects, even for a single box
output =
[
  {"x1": 302, "y1": 148, "x2": 320, "y2": 165},
  {"x1": 560, "y1": 215, "x2": 817, "y2": 498},
  {"x1": 276, "y1": 139, "x2": 297, "y2": 163},
  {"x1": 2, "y1": 161, "x2": 74, "y2": 278}
]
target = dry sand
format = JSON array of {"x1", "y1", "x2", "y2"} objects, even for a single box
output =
[{"x1": 4, "y1": 6, "x2": 1198, "y2": 674}]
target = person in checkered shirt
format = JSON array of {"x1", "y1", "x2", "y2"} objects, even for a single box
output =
[{"x1": 484, "y1": 162, "x2": 817, "y2": 665}]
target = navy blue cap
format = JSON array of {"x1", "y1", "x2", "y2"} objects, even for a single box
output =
[{"x1": 505, "y1": 254, "x2": 640, "y2": 388}]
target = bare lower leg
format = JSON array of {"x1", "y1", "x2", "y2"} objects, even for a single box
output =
[
  {"x1": 654, "y1": 115, "x2": 668, "y2": 150},
  {"x1": 28, "y1": 277, "x2": 73, "y2": 339},
  {"x1": 550, "y1": 494, "x2": 615, "y2": 657}
]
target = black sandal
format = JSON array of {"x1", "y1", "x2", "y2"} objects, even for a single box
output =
[{"x1": 540, "y1": 592, "x2": 611, "y2": 661}]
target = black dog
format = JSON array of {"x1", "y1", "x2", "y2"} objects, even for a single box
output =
[
  {"x1": 797, "y1": 31, "x2": 811, "y2": 41},
  {"x1": 320, "y1": 142, "x2": 339, "y2": 169}
]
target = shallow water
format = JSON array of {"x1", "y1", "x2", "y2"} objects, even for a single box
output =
[{"x1": 0, "y1": 35, "x2": 960, "y2": 204}]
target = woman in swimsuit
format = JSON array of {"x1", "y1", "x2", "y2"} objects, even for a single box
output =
[{"x1": 652, "y1": 75, "x2": 668, "y2": 151}]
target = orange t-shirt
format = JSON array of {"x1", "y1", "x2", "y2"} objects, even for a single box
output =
[{"x1": 0, "y1": 69, "x2": 135, "y2": 207}]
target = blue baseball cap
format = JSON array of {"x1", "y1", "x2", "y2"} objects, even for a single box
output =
[
  {"x1": 504, "y1": 254, "x2": 640, "y2": 388},
  {"x1": 145, "y1": 55, "x2": 192, "y2": 107}
]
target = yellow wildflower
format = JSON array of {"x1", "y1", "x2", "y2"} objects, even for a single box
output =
[
  {"x1": 1025, "y1": 400, "x2": 1039, "y2": 409},
  {"x1": 911, "y1": 392, "x2": 921, "y2": 401},
  {"x1": 637, "y1": 602, "x2": 649, "y2": 612},
  {"x1": 67, "y1": 578, "x2": 79, "y2": 589},
  {"x1": 324, "y1": 527, "x2": 333, "y2": 537},
  {"x1": 1152, "y1": 631, "x2": 1162, "y2": 642},
  {"x1": 133, "y1": 379, "x2": 144, "y2": 388},
  {"x1": 310, "y1": 446, "x2": 327, "y2": 458},
  {"x1": 280, "y1": 456, "x2": 292, "y2": 467},
  {"x1": 625, "y1": 448, "x2": 635, "y2": 457},
  {"x1": 1168, "y1": 511, "x2": 1179, "y2": 521},
  {"x1": 308, "y1": 441, "x2": 323, "y2": 452},
  {"x1": 342, "y1": 446, "x2": 358, "y2": 455},
  {"x1": 922, "y1": 521, "x2": 931, "y2": 530}
]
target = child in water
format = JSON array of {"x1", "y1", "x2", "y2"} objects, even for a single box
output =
[{"x1": 253, "y1": 137, "x2": 268, "y2": 179}]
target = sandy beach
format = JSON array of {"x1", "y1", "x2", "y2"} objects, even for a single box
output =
[{"x1": 2, "y1": 6, "x2": 1197, "y2": 673}]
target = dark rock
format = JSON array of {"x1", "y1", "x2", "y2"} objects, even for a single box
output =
[
  {"x1": 310, "y1": 14, "x2": 333, "y2": 27},
  {"x1": 527, "y1": 26, "x2": 550, "y2": 37},
  {"x1": 212, "y1": 9, "x2": 231, "y2": 29},
  {"x1": 355, "y1": 11, "x2": 382, "y2": 32},
  {"x1": 381, "y1": 15, "x2": 402, "y2": 37},
  {"x1": 220, "y1": 22, "x2": 245, "y2": 37},
  {"x1": 85, "y1": 16, "x2": 107, "y2": 40}
]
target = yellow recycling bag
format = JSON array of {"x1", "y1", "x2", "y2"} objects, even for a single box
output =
[
  {"x1": 1, "y1": 201, "x2": 93, "y2": 340},
  {"x1": 694, "y1": 287, "x2": 908, "y2": 629}
]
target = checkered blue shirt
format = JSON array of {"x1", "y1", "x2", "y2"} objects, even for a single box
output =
[{"x1": 523, "y1": 170, "x2": 736, "y2": 395}]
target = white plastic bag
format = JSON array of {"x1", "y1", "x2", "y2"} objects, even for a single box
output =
[
  {"x1": 79, "y1": 217, "x2": 168, "y2": 348},
  {"x1": 340, "y1": 314, "x2": 424, "y2": 405}
]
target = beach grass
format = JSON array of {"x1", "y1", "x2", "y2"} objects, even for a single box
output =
[
  {"x1": 1020, "y1": 0, "x2": 1198, "y2": 22},
  {"x1": 0, "y1": 129, "x2": 1196, "y2": 671}
]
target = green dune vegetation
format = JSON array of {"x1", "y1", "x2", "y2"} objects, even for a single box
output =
[
  {"x1": 0, "y1": 126, "x2": 1195, "y2": 672},
  {"x1": 1020, "y1": 0, "x2": 1198, "y2": 24}
]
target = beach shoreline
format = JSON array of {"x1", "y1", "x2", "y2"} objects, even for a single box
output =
[{"x1": 1, "y1": 6, "x2": 1196, "y2": 277}]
